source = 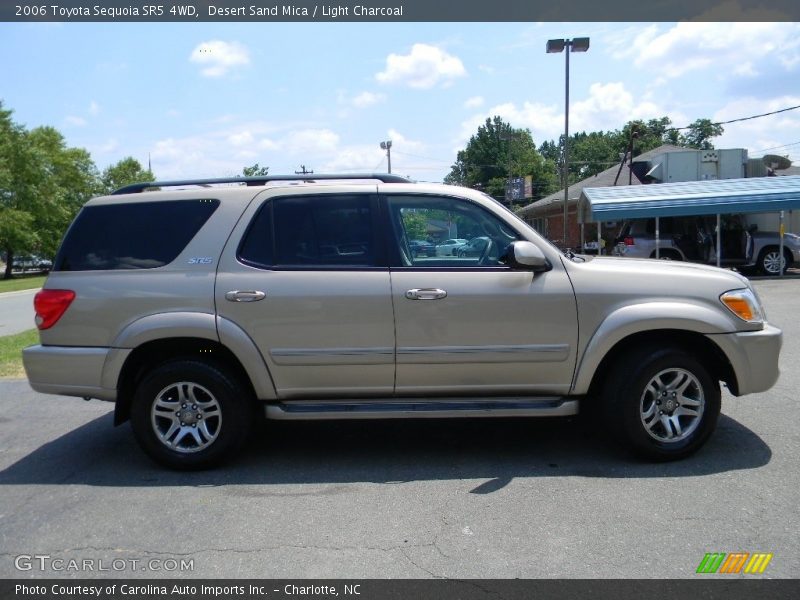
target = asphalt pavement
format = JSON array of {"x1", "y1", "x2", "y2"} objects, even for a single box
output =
[{"x1": 0, "y1": 279, "x2": 797, "y2": 579}]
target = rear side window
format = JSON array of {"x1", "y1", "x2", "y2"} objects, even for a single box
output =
[
  {"x1": 55, "y1": 199, "x2": 219, "y2": 271},
  {"x1": 238, "y1": 194, "x2": 377, "y2": 268}
]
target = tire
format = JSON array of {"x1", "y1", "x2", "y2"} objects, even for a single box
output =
[
  {"x1": 757, "y1": 247, "x2": 790, "y2": 275},
  {"x1": 602, "y1": 345, "x2": 720, "y2": 461},
  {"x1": 130, "y1": 360, "x2": 254, "y2": 470}
]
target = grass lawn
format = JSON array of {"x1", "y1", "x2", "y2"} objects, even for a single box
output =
[
  {"x1": 0, "y1": 329, "x2": 38, "y2": 378},
  {"x1": 0, "y1": 274, "x2": 46, "y2": 294}
]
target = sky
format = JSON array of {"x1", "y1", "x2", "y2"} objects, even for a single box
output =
[{"x1": 1, "y1": 21, "x2": 799, "y2": 183}]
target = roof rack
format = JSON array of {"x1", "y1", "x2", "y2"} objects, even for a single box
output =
[{"x1": 111, "y1": 173, "x2": 413, "y2": 195}]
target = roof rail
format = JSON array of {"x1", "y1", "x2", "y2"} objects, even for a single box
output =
[{"x1": 111, "y1": 173, "x2": 413, "y2": 195}]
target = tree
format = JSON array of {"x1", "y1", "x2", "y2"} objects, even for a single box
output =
[
  {"x1": 446, "y1": 116, "x2": 558, "y2": 203},
  {"x1": 679, "y1": 118, "x2": 724, "y2": 150},
  {"x1": 100, "y1": 157, "x2": 154, "y2": 194},
  {"x1": 536, "y1": 115, "x2": 724, "y2": 192},
  {"x1": 1, "y1": 103, "x2": 98, "y2": 278},
  {"x1": 243, "y1": 163, "x2": 269, "y2": 177}
]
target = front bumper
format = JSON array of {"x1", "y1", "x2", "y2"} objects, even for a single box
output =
[
  {"x1": 23, "y1": 345, "x2": 121, "y2": 401},
  {"x1": 706, "y1": 323, "x2": 783, "y2": 396}
]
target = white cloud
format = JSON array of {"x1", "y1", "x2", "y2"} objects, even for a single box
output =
[
  {"x1": 227, "y1": 131, "x2": 254, "y2": 146},
  {"x1": 89, "y1": 101, "x2": 100, "y2": 115},
  {"x1": 615, "y1": 23, "x2": 800, "y2": 81},
  {"x1": 283, "y1": 129, "x2": 340, "y2": 154},
  {"x1": 386, "y1": 129, "x2": 425, "y2": 154},
  {"x1": 456, "y1": 82, "x2": 680, "y2": 146},
  {"x1": 352, "y1": 91, "x2": 386, "y2": 108},
  {"x1": 464, "y1": 96, "x2": 484, "y2": 109},
  {"x1": 190, "y1": 40, "x2": 250, "y2": 77},
  {"x1": 64, "y1": 115, "x2": 86, "y2": 127},
  {"x1": 570, "y1": 82, "x2": 671, "y2": 132},
  {"x1": 712, "y1": 95, "x2": 800, "y2": 161},
  {"x1": 376, "y1": 43, "x2": 466, "y2": 89},
  {"x1": 322, "y1": 146, "x2": 386, "y2": 173}
]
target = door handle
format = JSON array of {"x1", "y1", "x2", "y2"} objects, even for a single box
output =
[
  {"x1": 405, "y1": 288, "x2": 447, "y2": 300},
  {"x1": 225, "y1": 290, "x2": 266, "y2": 302}
]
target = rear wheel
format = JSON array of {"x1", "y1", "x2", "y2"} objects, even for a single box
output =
[
  {"x1": 603, "y1": 345, "x2": 720, "y2": 461},
  {"x1": 130, "y1": 360, "x2": 254, "y2": 470}
]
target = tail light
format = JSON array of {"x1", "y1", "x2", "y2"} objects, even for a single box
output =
[
  {"x1": 34, "y1": 289, "x2": 76, "y2": 330},
  {"x1": 623, "y1": 236, "x2": 635, "y2": 246}
]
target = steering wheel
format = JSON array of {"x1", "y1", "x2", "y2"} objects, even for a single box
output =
[{"x1": 478, "y1": 238, "x2": 494, "y2": 265}]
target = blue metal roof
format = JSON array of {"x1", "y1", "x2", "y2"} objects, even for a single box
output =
[{"x1": 577, "y1": 176, "x2": 800, "y2": 223}]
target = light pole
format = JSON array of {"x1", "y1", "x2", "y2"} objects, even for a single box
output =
[
  {"x1": 380, "y1": 140, "x2": 392, "y2": 173},
  {"x1": 547, "y1": 37, "x2": 589, "y2": 250}
]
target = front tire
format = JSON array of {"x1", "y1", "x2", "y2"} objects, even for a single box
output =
[
  {"x1": 130, "y1": 360, "x2": 254, "y2": 470},
  {"x1": 758, "y1": 247, "x2": 790, "y2": 275},
  {"x1": 603, "y1": 345, "x2": 720, "y2": 461}
]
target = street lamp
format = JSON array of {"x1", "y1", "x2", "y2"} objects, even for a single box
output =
[
  {"x1": 380, "y1": 140, "x2": 392, "y2": 173},
  {"x1": 547, "y1": 37, "x2": 589, "y2": 250}
]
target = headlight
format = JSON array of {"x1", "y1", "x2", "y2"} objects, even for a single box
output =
[{"x1": 720, "y1": 288, "x2": 765, "y2": 324}]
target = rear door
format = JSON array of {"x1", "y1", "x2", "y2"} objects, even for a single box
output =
[{"x1": 216, "y1": 187, "x2": 395, "y2": 399}]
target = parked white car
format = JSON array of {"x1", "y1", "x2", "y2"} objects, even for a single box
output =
[{"x1": 435, "y1": 238, "x2": 468, "y2": 256}]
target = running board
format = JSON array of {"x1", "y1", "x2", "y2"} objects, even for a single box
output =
[{"x1": 264, "y1": 397, "x2": 578, "y2": 420}]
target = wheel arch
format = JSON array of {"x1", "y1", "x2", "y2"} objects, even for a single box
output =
[
  {"x1": 113, "y1": 336, "x2": 271, "y2": 426},
  {"x1": 582, "y1": 329, "x2": 738, "y2": 404}
]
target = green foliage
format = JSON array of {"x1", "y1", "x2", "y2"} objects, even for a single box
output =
[
  {"x1": 243, "y1": 163, "x2": 269, "y2": 177},
  {"x1": 680, "y1": 118, "x2": 724, "y2": 150},
  {"x1": 100, "y1": 157, "x2": 154, "y2": 194},
  {"x1": 401, "y1": 211, "x2": 429, "y2": 240},
  {"x1": 445, "y1": 116, "x2": 558, "y2": 203},
  {"x1": 0, "y1": 328, "x2": 38, "y2": 378},
  {"x1": 0, "y1": 101, "x2": 103, "y2": 278},
  {"x1": 536, "y1": 116, "x2": 725, "y2": 189},
  {"x1": 0, "y1": 274, "x2": 46, "y2": 293}
]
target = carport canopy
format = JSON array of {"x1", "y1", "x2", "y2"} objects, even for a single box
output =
[{"x1": 577, "y1": 175, "x2": 800, "y2": 224}]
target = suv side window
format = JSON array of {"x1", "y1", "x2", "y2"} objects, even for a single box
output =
[
  {"x1": 386, "y1": 195, "x2": 520, "y2": 267},
  {"x1": 55, "y1": 199, "x2": 219, "y2": 271},
  {"x1": 238, "y1": 194, "x2": 378, "y2": 269}
]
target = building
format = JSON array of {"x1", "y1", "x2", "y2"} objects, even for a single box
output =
[{"x1": 515, "y1": 145, "x2": 770, "y2": 249}]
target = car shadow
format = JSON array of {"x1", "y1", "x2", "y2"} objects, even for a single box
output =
[{"x1": 0, "y1": 413, "x2": 771, "y2": 491}]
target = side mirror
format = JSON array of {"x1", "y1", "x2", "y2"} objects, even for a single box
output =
[{"x1": 508, "y1": 241, "x2": 551, "y2": 272}]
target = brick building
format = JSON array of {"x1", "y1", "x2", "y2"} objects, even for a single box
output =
[{"x1": 516, "y1": 144, "x2": 685, "y2": 250}]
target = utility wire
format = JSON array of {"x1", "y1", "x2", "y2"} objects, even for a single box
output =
[
  {"x1": 669, "y1": 104, "x2": 800, "y2": 131},
  {"x1": 751, "y1": 140, "x2": 800, "y2": 154}
]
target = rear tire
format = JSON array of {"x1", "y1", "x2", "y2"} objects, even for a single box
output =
[
  {"x1": 130, "y1": 360, "x2": 254, "y2": 470},
  {"x1": 603, "y1": 345, "x2": 720, "y2": 461}
]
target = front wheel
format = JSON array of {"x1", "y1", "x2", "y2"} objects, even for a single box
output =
[
  {"x1": 603, "y1": 345, "x2": 720, "y2": 461},
  {"x1": 130, "y1": 360, "x2": 254, "y2": 470},
  {"x1": 758, "y1": 247, "x2": 790, "y2": 275}
]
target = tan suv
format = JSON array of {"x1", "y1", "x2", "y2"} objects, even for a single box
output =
[{"x1": 23, "y1": 174, "x2": 782, "y2": 469}]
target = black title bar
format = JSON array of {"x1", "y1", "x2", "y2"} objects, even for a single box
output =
[{"x1": 4, "y1": 0, "x2": 800, "y2": 22}]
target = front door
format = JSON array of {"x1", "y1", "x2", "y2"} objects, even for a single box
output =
[{"x1": 384, "y1": 194, "x2": 578, "y2": 397}]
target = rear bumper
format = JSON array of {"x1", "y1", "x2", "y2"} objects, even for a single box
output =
[
  {"x1": 706, "y1": 323, "x2": 783, "y2": 396},
  {"x1": 22, "y1": 345, "x2": 118, "y2": 401}
]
